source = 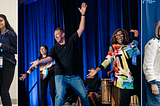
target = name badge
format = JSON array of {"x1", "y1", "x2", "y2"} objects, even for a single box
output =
[
  {"x1": 42, "y1": 69, "x2": 48, "y2": 79},
  {"x1": 132, "y1": 55, "x2": 137, "y2": 65},
  {"x1": 0, "y1": 56, "x2": 3, "y2": 68}
]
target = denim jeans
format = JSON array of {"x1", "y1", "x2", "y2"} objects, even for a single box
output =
[
  {"x1": 55, "y1": 74, "x2": 89, "y2": 106},
  {"x1": 146, "y1": 81, "x2": 160, "y2": 106}
]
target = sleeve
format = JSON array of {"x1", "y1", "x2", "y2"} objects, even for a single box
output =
[
  {"x1": 25, "y1": 67, "x2": 36, "y2": 76},
  {"x1": 69, "y1": 32, "x2": 79, "y2": 43},
  {"x1": 99, "y1": 46, "x2": 114, "y2": 69},
  {"x1": 25, "y1": 58, "x2": 39, "y2": 75},
  {"x1": 1, "y1": 32, "x2": 17, "y2": 54},
  {"x1": 88, "y1": 78, "x2": 101, "y2": 92},
  {"x1": 143, "y1": 39, "x2": 157, "y2": 82},
  {"x1": 48, "y1": 46, "x2": 55, "y2": 60},
  {"x1": 149, "y1": 80, "x2": 157, "y2": 84},
  {"x1": 132, "y1": 37, "x2": 138, "y2": 42}
]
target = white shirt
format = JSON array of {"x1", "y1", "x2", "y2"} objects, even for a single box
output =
[{"x1": 143, "y1": 38, "x2": 160, "y2": 82}]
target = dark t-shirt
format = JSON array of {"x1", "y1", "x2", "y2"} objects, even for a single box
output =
[
  {"x1": 48, "y1": 32, "x2": 79, "y2": 75},
  {"x1": 84, "y1": 77, "x2": 101, "y2": 93}
]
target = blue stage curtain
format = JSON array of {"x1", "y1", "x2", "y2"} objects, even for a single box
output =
[
  {"x1": 18, "y1": 0, "x2": 141, "y2": 105},
  {"x1": 142, "y1": 0, "x2": 160, "y2": 105},
  {"x1": 18, "y1": 0, "x2": 64, "y2": 106}
]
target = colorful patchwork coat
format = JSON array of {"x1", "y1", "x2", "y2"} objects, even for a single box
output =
[{"x1": 100, "y1": 40, "x2": 140, "y2": 89}]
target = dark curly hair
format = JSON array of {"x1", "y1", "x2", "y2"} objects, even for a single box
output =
[{"x1": 110, "y1": 28, "x2": 131, "y2": 45}]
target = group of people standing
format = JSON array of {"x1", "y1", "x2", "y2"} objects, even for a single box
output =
[
  {"x1": 2, "y1": 1, "x2": 159, "y2": 106},
  {"x1": 20, "y1": 2, "x2": 142, "y2": 106}
]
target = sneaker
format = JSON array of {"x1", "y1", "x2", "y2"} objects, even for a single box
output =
[
  {"x1": 64, "y1": 102, "x2": 70, "y2": 105},
  {"x1": 71, "y1": 102, "x2": 76, "y2": 106}
]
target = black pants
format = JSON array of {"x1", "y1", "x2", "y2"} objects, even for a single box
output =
[
  {"x1": 40, "y1": 74, "x2": 55, "y2": 106},
  {"x1": 119, "y1": 89, "x2": 141, "y2": 106},
  {"x1": 0, "y1": 59, "x2": 15, "y2": 106}
]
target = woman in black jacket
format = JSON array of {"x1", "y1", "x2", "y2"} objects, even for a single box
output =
[{"x1": 0, "y1": 14, "x2": 17, "y2": 106}]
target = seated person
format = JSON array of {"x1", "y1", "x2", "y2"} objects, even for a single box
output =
[
  {"x1": 84, "y1": 68, "x2": 101, "y2": 106},
  {"x1": 64, "y1": 86, "x2": 78, "y2": 105}
]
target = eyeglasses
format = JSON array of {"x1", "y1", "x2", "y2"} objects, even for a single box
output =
[
  {"x1": 115, "y1": 33, "x2": 123, "y2": 37},
  {"x1": 40, "y1": 48, "x2": 45, "y2": 51}
]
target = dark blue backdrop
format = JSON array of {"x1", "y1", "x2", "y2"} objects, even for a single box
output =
[
  {"x1": 18, "y1": 0, "x2": 141, "y2": 105},
  {"x1": 142, "y1": 0, "x2": 160, "y2": 105}
]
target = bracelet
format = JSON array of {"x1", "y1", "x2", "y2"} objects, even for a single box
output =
[
  {"x1": 25, "y1": 70, "x2": 31, "y2": 75},
  {"x1": 81, "y1": 14, "x2": 85, "y2": 16}
]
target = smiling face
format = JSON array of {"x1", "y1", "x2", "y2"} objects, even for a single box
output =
[
  {"x1": 40, "y1": 46, "x2": 47, "y2": 55},
  {"x1": 115, "y1": 31, "x2": 124, "y2": 43},
  {"x1": 0, "y1": 17, "x2": 5, "y2": 30},
  {"x1": 54, "y1": 30, "x2": 64, "y2": 43}
]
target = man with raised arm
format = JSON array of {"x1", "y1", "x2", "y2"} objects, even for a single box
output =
[{"x1": 30, "y1": 2, "x2": 88, "y2": 106}]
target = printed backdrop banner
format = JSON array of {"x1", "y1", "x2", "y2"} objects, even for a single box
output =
[
  {"x1": 142, "y1": 0, "x2": 160, "y2": 52},
  {"x1": 142, "y1": 0, "x2": 160, "y2": 105}
]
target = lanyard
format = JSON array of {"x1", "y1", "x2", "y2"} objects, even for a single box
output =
[{"x1": 0, "y1": 29, "x2": 7, "y2": 43}]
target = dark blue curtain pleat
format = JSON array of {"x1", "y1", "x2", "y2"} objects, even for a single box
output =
[{"x1": 19, "y1": 0, "x2": 141, "y2": 105}]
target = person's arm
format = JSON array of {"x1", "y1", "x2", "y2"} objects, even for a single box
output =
[
  {"x1": 130, "y1": 29, "x2": 139, "y2": 38},
  {"x1": 29, "y1": 57, "x2": 52, "y2": 69},
  {"x1": 143, "y1": 40, "x2": 157, "y2": 82},
  {"x1": 19, "y1": 68, "x2": 35, "y2": 81},
  {"x1": 130, "y1": 29, "x2": 139, "y2": 43},
  {"x1": 107, "y1": 69, "x2": 114, "y2": 76},
  {"x1": 87, "y1": 47, "x2": 114, "y2": 78},
  {"x1": 77, "y1": 2, "x2": 87, "y2": 38},
  {"x1": 87, "y1": 67, "x2": 101, "y2": 78},
  {"x1": 19, "y1": 58, "x2": 38, "y2": 81}
]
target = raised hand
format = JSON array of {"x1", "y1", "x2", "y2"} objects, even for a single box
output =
[
  {"x1": 130, "y1": 29, "x2": 139, "y2": 37},
  {"x1": 78, "y1": 2, "x2": 87, "y2": 15},
  {"x1": 19, "y1": 74, "x2": 26, "y2": 81}
]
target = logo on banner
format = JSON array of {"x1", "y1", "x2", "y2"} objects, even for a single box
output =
[
  {"x1": 154, "y1": 22, "x2": 158, "y2": 28},
  {"x1": 142, "y1": 0, "x2": 155, "y2": 3}
]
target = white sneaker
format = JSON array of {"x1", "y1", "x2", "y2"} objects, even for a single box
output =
[
  {"x1": 64, "y1": 102, "x2": 70, "y2": 106},
  {"x1": 71, "y1": 102, "x2": 76, "y2": 106}
]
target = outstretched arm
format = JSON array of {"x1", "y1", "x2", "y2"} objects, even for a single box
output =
[
  {"x1": 29, "y1": 57, "x2": 52, "y2": 69},
  {"x1": 87, "y1": 47, "x2": 114, "y2": 78},
  {"x1": 77, "y1": 2, "x2": 87, "y2": 38}
]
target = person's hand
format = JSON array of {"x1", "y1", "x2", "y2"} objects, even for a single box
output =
[
  {"x1": 78, "y1": 2, "x2": 87, "y2": 15},
  {"x1": 130, "y1": 29, "x2": 139, "y2": 37},
  {"x1": 19, "y1": 74, "x2": 26, "y2": 81},
  {"x1": 151, "y1": 84, "x2": 159, "y2": 95},
  {"x1": 86, "y1": 90, "x2": 88, "y2": 93},
  {"x1": 107, "y1": 70, "x2": 112, "y2": 76},
  {"x1": 29, "y1": 60, "x2": 39, "y2": 69},
  {"x1": 87, "y1": 68, "x2": 97, "y2": 78}
]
